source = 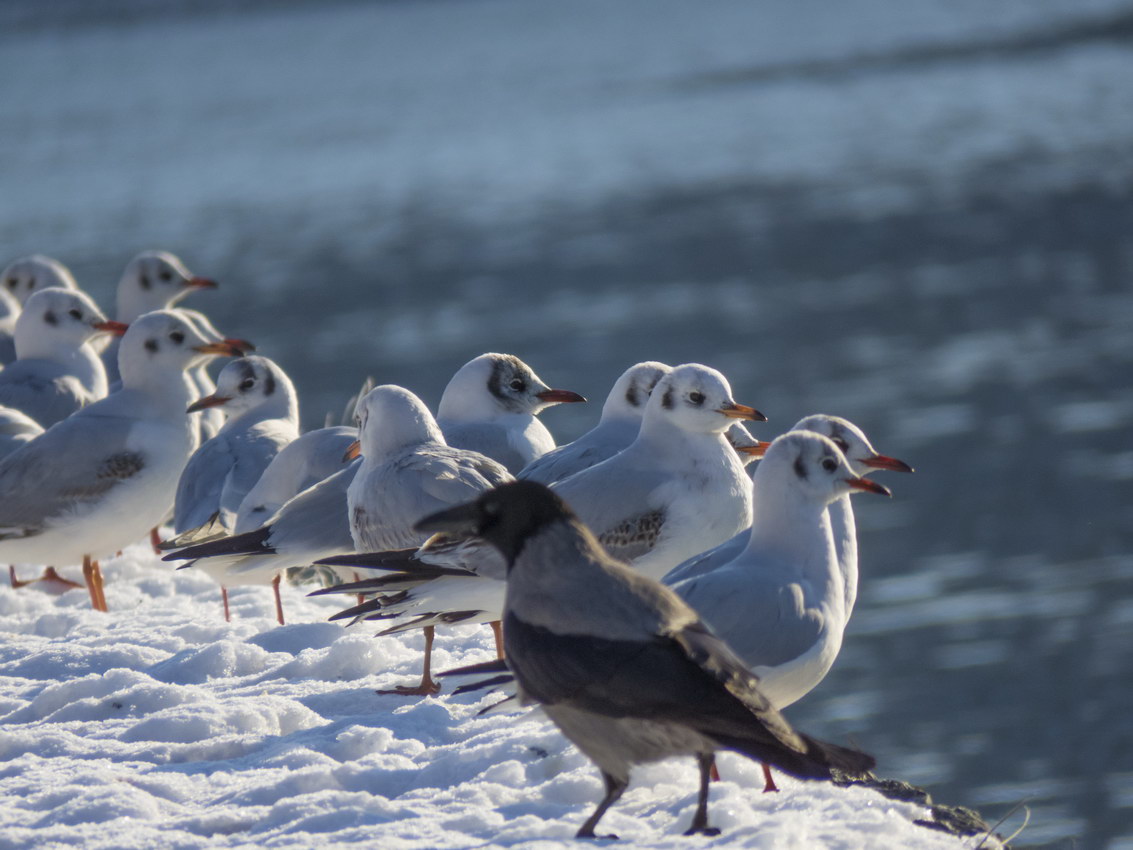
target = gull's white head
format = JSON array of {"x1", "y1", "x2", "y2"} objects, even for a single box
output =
[
  {"x1": 643, "y1": 363, "x2": 765, "y2": 435},
  {"x1": 791, "y1": 414, "x2": 913, "y2": 476},
  {"x1": 438, "y1": 353, "x2": 585, "y2": 423},
  {"x1": 602, "y1": 361, "x2": 671, "y2": 422},
  {"x1": 354, "y1": 384, "x2": 445, "y2": 458},
  {"x1": 118, "y1": 309, "x2": 245, "y2": 390},
  {"x1": 187, "y1": 355, "x2": 297, "y2": 421},
  {"x1": 757, "y1": 430, "x2": 891, "y2": 505},
  {"x1": 116, "y1": 251, "x2": 217, "y2": 322},
  {"x1": 1, "y1": 255, "x2": 79, "y2": 306},
  {"x1": 15, "y1": 287, "x2": 122, "y2": 358}
]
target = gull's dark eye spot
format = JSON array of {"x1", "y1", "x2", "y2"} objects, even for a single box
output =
[
  {"x1": 144, "y1": 339, "x2": 159, "y2": 353},
  {"x1": 68, "y1": 308, "x2": 82, "y2": 321},
  {"x1": 821, "y1": 456, "x2": 838, "y2": 473},
  {"x1": 6, "y1": 278, "x2": 16, "y2": 290},
  {"x1": 43, "y1": 310, "x2": 58, "y2": 326},
  {"x1": 688, "y1": 391, "x2": 705, "y2": 406},
  {"x1": 159, "y1": 270, "x2": 173, "y2": 282},
  {"x1": 139, "y1": 274, "x2": 151, "y2": 290},
  {"x1": 509, "y1": 378, "x2": 526, "y2": 392},
  {"x1": 169, "y1": 330, "x2": 185, "y2": 344},
  {"x1": 239, "y1": 378, "x2": 255, "y2": 391}
]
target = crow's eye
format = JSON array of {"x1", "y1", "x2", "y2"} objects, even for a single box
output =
[
  {"x1": 68, "y1": 308, "x2": 83, "y2": 320},
  {"x1": 688, "y1": 391, "x2": 705, "y2": 405},
  {"x1": 821, "y1": 457, "x2": 838, "y2": 473},
  {"x1": 170, "y1": 330, "x2": 185, "y2": 344},
  {"x1": 239, "y1": 378, "x2": 255, "y2": 391}
]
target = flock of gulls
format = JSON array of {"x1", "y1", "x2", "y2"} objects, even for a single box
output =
[{"x1": 1, "y1": 249, "x2": 916, "y2": 839}]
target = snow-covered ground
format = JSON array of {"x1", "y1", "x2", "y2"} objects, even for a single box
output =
[{"x1": 0, "y1": 544, "x2": 994, "y2": 849}]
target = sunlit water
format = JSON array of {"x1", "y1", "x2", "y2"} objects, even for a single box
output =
[{"x1": 4, "y1": 1, "x2": 1133, "y2": 846}]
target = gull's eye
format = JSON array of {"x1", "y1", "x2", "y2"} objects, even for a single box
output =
[
  {"x1": 68, "y1": 308, "x2": 83, "y2": 321},
  {"x1": 139, "y1": 274, "x2": 151, "y2": 290},
  {"x1": 5, "y1": 278, "x2": 16, "y2": 290},
  {"x1": 509, "y1": 379, "x2": 526, "y2": 392},
  {"x1": 159, "y1": 269, "x2": 173, "y2": 282},
  {"x1": 239, "y1": 378, "x2": 255, "y2": 391},
  {"x1": 688, "y1": 391, "x2": 705, "y2": 406},
  {"x1": 821, "y1": 456, "x2": 838, "y2": 473},
  {"x1": 169, "y1": 330, "x2": 185, "y2": 344}
]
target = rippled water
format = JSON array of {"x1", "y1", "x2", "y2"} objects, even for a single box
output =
[{"x1": 4, "y1": 1, "x2": 1133, "y2": 846}]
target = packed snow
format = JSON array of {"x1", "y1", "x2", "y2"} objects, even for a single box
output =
[{"x1": 0, "y1": 543, "x2": 996, "y2": 849}]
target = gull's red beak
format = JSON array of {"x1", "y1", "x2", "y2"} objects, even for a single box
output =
[
  {"x1": 732, "y1": 440, "x2": 772, "y2": 457},
  {"x1": 861, "y1": 454, "x2": 914, "y2": 473},
  {"x1": 846, "y1": 477, "x2": 892, "y2": 497},
  {"x1": 536, "y1": 389, "x2": 587, "y2": 404},
  {"x1": 717, "y1": 402, "x2": 768, "y2": 422},
  {"x1": 193, "y1": 340, "x2": 247, "y2": 357},
  {"x1": 186, "y1": 276, "x2": 218, "y2": 289},
  {"x1": 342, "y1": 440, "x2": 362, "y2": 462},
  {"x1": 92, "y1": 320, "x2": 129, "y2": 337},
  {"x1": 223, "y1": 337, "x2": 256, "y2": 354},
  {"x1": 187, "y1": 394, "x2": 231, "y2": 413}
]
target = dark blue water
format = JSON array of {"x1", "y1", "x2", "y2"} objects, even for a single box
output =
[{"x1": 4, "y1": 1, "x2": 1133, "y2": 845}]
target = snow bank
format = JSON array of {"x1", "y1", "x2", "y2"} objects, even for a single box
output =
[{"x1": 0, "y1": 544, "x2": 995, "y2": 848}]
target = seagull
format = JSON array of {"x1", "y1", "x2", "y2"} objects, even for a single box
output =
[
  {"x1": 0, "y1": 254, "x2": 79, "y2": 305},
  {"x1": 330, "y1": 385, "x2": 512, "y2": 694},
  {"x1": 0, "y1": 310, "x2": 246, "y2": 610},
  {"x1": 0, "y1": 288, "x2": 21, "y2": 364},
  {"x1": 437, "y1": 353, "x2": 585, "y2": 473},
  {"x1": 0, "y1": 288, "x2": 127, "y2": 428},
  {"x1": 102, "y1": 251, "x2": 217, "y2": 386},
  {"x1": 517, "y1": 361, "x2": 670, "y2": 485},
  {"x1": 319, "y1": 363, "x2": 764, "y2": 663},
  {"x1": 665, "y1": 414, "x2": 913, "y2": 615},
  {"x1": 178, "y1": 309, "x2": 239, "y2": 444},
  {"x1": 424, "y1": 480, "x2": 875, "y2": 838}
]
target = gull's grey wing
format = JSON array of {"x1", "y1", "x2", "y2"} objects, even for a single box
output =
[
  {"x1": 216, "y1": 428, "x2": 293, "y2": 525},
  {"x1": 519, "y1": 441, "x2": 622, "y2": 486},
  {"x1": 174, "y1": 434, "x2": 235, "y2": 533},
  {"x1": 662, "y1": 529, "x2": 749, "y2": 585},
  {"x1": 440, "y1": 421, "x2": 528, "y2": 475},
  {"x1": 0, "y1": 361, "x2": 87, "y2": 428},
  {"x1": 674, "y1": 565, "x2": 827, "y2": 669},
  {"x1": 0, "y1": 414, "x2": 141, "y2": 537}
]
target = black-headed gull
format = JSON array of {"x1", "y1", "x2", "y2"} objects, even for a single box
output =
[
  {"x1": 0, "y1": 310, "x2": 246, "y2": 610},
  {"x1": 420, "y1": 481, "x2": 875, "y2": 838},
  {"x1": 437, "y1": 353, "x2": 585, "y2": 474},
  {"x1": 0, "y1": 254, "x2": 79, "y2": 305}
]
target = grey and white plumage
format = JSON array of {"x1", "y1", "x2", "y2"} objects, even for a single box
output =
[
  {"x1": 437, "y1": 353, "x2": 585, "y2": 474},
  {"x1": 669, "y1": 430, "x2": 894, "y2": 710},
  {"x1": 0, "y1": 254, "x2": 79, "y2": 306},
  {"x1": 322, "y1": 363, "x2": 763, "y2": 641},
  {"x1": 517, "y1": 361, "x2": 669, "y2": 486},
  {"x1": 102, "y1": 251, "x2": 217, "y2": 386},
  {"x1": 173, "y1": 356, "x2": 300, "y2": 536},
  {"x1": 234, "y1": 425, "x2": 357, "y2": 534},
  {"x1": 0, "y1": 310, "x2": 245, "y2": 608},
  {"x1": 0, "y1": 406, "x2": 43, "y2": 462},
  {"x1": 0, "y1": 288, "x2": 122, "y2": 428},
  {"x1": 0, "y1": 288, "x2": 22, "y2": 364},
  {"x1": 422, "y1": 481, "x2": 875, "y2": 838}
]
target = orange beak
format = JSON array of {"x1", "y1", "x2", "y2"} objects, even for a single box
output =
[
  {"x1": 186, "y1": 276, "x2": 218, "y2": 289},
  {"x1": 342, "y1": 440, "x2": 361, "y2": 462},
  {"x1": 193, "y1": 340, "x2": 250, "y2": 357},
  {"x1": 732, "y1": 440, "x2": 773, "y2": 458},
  {"x1": 92, "y1": 320, "x2": 129, "y2": 337},
  {"x1": 187, "y1": 394, "x2": 231, "y2": 413},
  {"x1": 861, "y1": 454, "x2": 914, "y2": 473},
  {"x1": 717, "y1": 402, "x2": 768, "y2": 422},
  {"x1": 536, "y1": 389, "x2": 587, "y2": 404},
  {"x1": 846, "y1": 477, "x2": 892, "y2": 497}
]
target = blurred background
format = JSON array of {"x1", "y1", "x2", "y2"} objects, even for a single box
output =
[{"x1": 4, "y1": 0, "x2": 1133, "y2": 846}]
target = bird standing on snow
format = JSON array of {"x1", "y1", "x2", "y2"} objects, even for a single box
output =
[
  {"x1": 437, "y1": 352, "x2": 585, "y2": 474},
  {"x1": 102, "y1": 251, "x2": 217, "y2": 386},
  {"x1": 422, "y1": 481, "x2": 875, "y2": 838},
  {"x1": 0, "y1": 310, "x2": 246, "y2": 610},
  {"x1": 517, "y1": 361, "x2": 669, "y2": 485},
  {"x1": 0, "y1": 288, "x2": 127, "y2": 428}
]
